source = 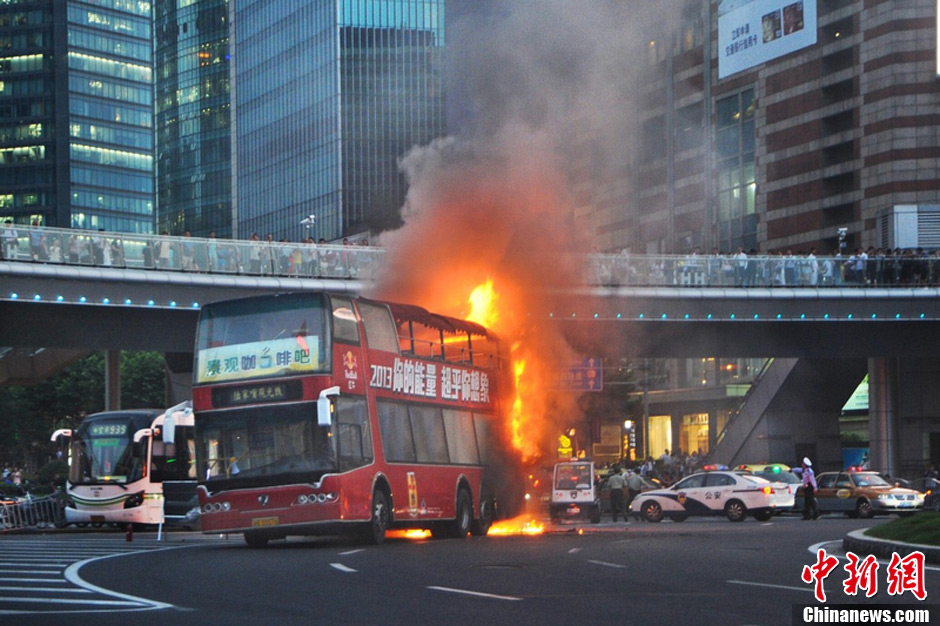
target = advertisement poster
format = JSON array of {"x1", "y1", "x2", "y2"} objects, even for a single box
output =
[{"x1": 718, "y1": 0, "x2": 817, "y2": 79}]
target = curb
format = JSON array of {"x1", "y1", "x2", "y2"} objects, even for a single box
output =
[{"x1": 843, "y1": 529, "x2": 940, "y2": 564}]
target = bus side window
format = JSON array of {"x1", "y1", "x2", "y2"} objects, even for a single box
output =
[
  {"x1": 358, "y1": 302, "x2": 399, "y2": 353},
  {"x1": 331, "y1": 297, "x2": 360, "y2": 343}
]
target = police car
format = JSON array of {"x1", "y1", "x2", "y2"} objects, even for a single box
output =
[{"x1": 630, "y1": 470, "x2": 788, "y2": 522}]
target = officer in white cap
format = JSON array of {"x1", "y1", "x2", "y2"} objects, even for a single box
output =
[{"x1": 801, "y1": 457, "x2": 819, "y2": 520}]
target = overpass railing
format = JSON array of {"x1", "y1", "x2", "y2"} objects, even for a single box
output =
[
  {"x1": 2, "y1": 225, "x2": 937, "y2": 287},
  {"x1": 0, "y1": 225, "x2": 385, "y2": 280}
]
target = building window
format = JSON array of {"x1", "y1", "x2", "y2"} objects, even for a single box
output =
[{"x1": 715, "y1": 89, "x2": 756, "y2": 252}]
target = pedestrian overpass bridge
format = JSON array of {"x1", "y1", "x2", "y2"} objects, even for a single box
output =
[
  {"x1": 2, "y1": 227, "x2": 938, "y2": 477},
  {"x1": 2, "y1": 225, "x2": 939, "y2": 358}
]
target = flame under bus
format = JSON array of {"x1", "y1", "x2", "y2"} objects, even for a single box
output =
[{"x1": 192, "y1": 292, "x2": 507, "y2": 546}]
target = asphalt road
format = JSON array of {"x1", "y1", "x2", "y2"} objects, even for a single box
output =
[{"x1": 4, "y1": 515, "x2": 939, "y2": 626}]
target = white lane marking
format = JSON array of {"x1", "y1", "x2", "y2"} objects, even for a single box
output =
[
  {"x1": 0, "y1": 578, "x2": 66, "y2": 583},
  {"x1": 587, "y1": 559, "x2": 626, "y2": 569},
  {"x1": 65, "y1": 546, "x2": 187, "y2": 612},
  {"x1": 338, "y1": 549, "x2": 365, "y2": 556},
  {"x1": 0, "y1": 597, "x2": 144, "y2": 607},
  {"x1": 568, "y1": 548, "x2": 582, "y2": 554},
  {"x1": 428, "y1": 586, "x2": 522, "y2": 601},
  {"x1": 0, "y1": 586, "x2": 90, "y2": 593},
  {"x1": 330, "y1": 563, "x2": 358, "y2": 573},
  {"x1": 727, "y1": 579, "x2": 815, "y2": 593}
]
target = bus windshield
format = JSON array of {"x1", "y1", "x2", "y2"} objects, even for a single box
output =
[
  {"x1": 70, "y1": 418, "x2": 144, "y2": 485},
  {"x1": 198, "y1": 404, "x2": 337, "y2": 490},
  {"x1": 194, "y1": 293, "x2": 329, "y2": 384}
]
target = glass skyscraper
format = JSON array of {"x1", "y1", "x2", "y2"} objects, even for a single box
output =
[
  {"x1": 232, "y1": 0, "x2": 446, "y2": 242},
  {"x1": 0, "y1": 0, "x2": 155, "y2": 233},
  {"x1": 154, "y1": 0, "x2": 231, "y2": 237}
]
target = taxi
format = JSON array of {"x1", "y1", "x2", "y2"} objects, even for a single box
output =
[
  {"x1": 630, "y1": 470, "x2": 788, "y2": 522},
  {"x1": 803, "y1": 470, "x2": 924, "y2": 518}
]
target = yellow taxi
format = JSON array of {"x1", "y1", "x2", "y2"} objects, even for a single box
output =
[{"x1": 802, "y1": 469, "x2": 924, "y2": 518}]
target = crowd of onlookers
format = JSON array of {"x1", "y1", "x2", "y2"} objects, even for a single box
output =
[
  {"x1": 1, "y1": 220, "x2": 378, "y2": 279},
  {"x1": 591, "y1": 246, "x2": 940, "y2": 288},
  {"x1": 598, "y1": 448, "x2": 708, "y2": 487},
  {"x1": 7, "y1": 221, "x2": 940, "y2": 288}
]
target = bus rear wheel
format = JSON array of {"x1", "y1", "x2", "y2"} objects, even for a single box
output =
[
  {"x1": 363, "y1": 489, "x2": 390, "y2": 545},
  {"x1": 470, "y1": 494, "x2": 494, "y2": 536},
  {"x1": 434, "y1": 488, "x2": 472, "y2": 539}
]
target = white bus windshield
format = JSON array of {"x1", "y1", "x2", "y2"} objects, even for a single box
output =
[
  {"x1": 70, "y1": 418, "x2": 146, "y2": 485},
  {"x1": 195, "y1": 293, "x2": 329, "y2": 384}
]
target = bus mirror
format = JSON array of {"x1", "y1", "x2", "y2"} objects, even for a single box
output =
[
  {"x1": 317, "y1": 386, "x2": 340, "y2": 426},
  {"x1": 317, "y1": 397, "x2": 332, "y2": 426},
  {"x1": 164, "y1": 415, "x2": 176, "y2": 446},
  {"x1": 50, "y1": 428, "x2": 72, "y2": 442},
  {"x1": 133, "y1": 428, "x2": 153, "y2": 444}
]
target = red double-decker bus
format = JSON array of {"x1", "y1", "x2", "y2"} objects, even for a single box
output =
[{"x1": 192, "y1": 292, "x2": 508, "y2": 546}]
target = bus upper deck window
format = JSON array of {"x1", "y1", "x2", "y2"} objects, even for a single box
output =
[{"x1": 331, "y1": 297, "x2": 360, "y2": 343}]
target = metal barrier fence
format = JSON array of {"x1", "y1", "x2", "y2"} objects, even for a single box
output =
[
  {"x1": 0, "y1": 494, "x2": 65, "y2": 531},
  {"x1": 0, "y1": 225, "x2": 385, "y2": 280},
  {"x1": 3, "y1": 225, "x2": 940, "y2": 288}
]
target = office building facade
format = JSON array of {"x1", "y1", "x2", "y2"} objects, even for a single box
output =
[
  {"x1": 583, "y1": 0, "x2": 940, "y2": 257},
  {"x1": 154, "y1": 0, "x2": 231, "y2": 237},
  {"x1": 0, "y1": 0, "x2": 155, "y2": 233},
  {"x1": 230, "y1": 0, "x2": 446, "y2": 242}
]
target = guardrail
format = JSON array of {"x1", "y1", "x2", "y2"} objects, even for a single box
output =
[
  {"x1": 0, "y1": 493, "x2": 65, "y2": 531},
  {"x1": 0, "y1": 225, "x2": 384, "y2": 280},
  {"x1": 2, "y1": 225, "x2": 938, "y2": 288}
]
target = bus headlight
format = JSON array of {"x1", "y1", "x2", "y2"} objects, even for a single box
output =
[{"x1": 123, "y1": 491, "x2": 144, "y2": 509}]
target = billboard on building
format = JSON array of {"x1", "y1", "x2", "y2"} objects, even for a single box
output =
[{"x1": 718, "y1": 0, "x2": 817, "y2": 79}]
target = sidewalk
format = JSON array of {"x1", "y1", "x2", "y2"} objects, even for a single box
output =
[{"x1": 843, "y1": 529, "x2": 940, "y2": 564}]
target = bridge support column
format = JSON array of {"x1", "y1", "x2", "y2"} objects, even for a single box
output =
[
  {"x1": 868, "y1": 357, "x2": 899, "y2": 476},
  {"x1": 105, "y1": 350, "x2": 121, "y2": 411}
]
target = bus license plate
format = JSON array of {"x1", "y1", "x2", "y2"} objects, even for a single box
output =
[
  {"x1": 90, "y1": 515, "x2": 105, "y2": 524},
  {"x1": 251, "y1": 517, "x2": 279, "y2": 527}
]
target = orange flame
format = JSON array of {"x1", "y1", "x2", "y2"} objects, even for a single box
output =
[
  {"x1": 487, "y1": 514, "x2": 545, "y2": 536},
  {"x1": 465, "y1": 281, "x2": 543, "y2": 464},
  {"x1": 466, "y1": 278, "x2": 499, "y2": 328},
  {"x1": 386, "y1": 529, "x2": 432, "y2": 540}
]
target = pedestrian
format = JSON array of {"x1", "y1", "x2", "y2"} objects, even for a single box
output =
[
  {"x1": 626, "y1": 469, "x2": 644, "y2": 512},
  {"x1": 2, "y1": 219, "x2": 18, "y2": 260},
  {"x1": 801, "y1": 457, "x2": 819, "y2": 520},
  {"x1": 607, "y1": 467, "x2": 627, "y2": 522}
]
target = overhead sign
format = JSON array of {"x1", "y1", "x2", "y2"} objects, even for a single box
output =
[
  {"x1": 551, "y1": 359, "x2": 603, "y2": 392},
  {"x1": 718, "y1": 0, "x2": 817, "y2": 79}
]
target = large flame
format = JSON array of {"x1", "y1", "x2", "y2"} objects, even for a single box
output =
[
  {"x1": 487, "y1": 514, "x2": 545, "y2": 536},
  {"x1": 466, "y1": 278, "x2": 500, "y2": 328},
  {"x1": 464, "y1": 280, "x2": 544, "y2": 464}
]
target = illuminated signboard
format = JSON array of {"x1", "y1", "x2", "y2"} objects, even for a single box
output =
[
  {"x1": 197, "y1": 336, "x2": 320, "y2": 383},
  {"x1": 718, "y1": 0, "x2": 817, "y2": 79}
]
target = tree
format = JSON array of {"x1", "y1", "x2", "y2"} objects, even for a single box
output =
[{"x1": 0, "y1": 351, "x2": 166, "y2": 472}]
